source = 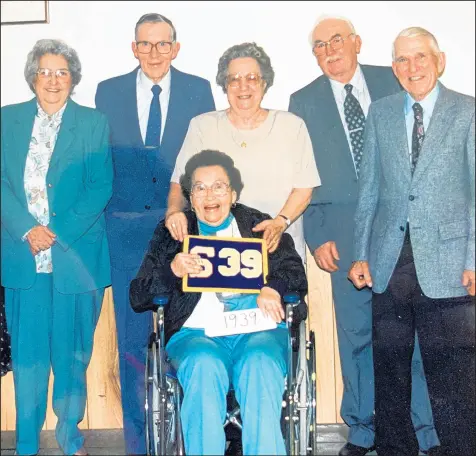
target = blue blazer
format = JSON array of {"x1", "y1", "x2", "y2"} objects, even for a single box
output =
[
  {"x1": 95, "y1": 66, "x2": 215, "y2": 269},
  {"x1": 354, "y1": 83, "x2": 475, "y2": 298},
  {"x1": 289, "y1": 65, "x2": 401, "y2": 262},
  {"x1": 1, "y1": 99, "x2": 113, "y2": 293}
]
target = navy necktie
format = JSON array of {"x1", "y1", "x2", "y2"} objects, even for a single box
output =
[
  {"x1": 343, "y1": 84, "x2": 366, "y2": 178},
  {"x1": 411, "y1": 102, "x2": 425, "y2": 175},
  {"x1": 145, "y1": 85, "x2": 162, "y2": 147}
]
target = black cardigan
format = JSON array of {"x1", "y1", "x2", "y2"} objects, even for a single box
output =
[{"x1": 129, "y1": 203, "x2": 308, "y2": 343}]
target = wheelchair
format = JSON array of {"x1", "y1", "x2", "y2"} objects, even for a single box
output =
[{"x1": 144, "y1": 293, "x2": 317, "y2": 455}]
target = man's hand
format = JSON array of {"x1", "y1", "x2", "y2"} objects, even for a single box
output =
[
  {"x1": 252, "y1": 217, "x2": 287, "y2": 253},
  {"x1": 313, "y1": 241, "x2": 340, "y2": 273},
  {"x1": 26, "y1": 226, "x2": 56, "y2": 256},
  {"x1": 257, "y1": 286, "x2": 284, "y2": 323},
  {"x1": 165, "y1": 210, "x2": 188, "y2": 242},
  {"x1": 348, "y1": 260, "x2": 373, "y2": 289},
  {"x1": 170, "y1": 253, "x2": 203, "y2": 278},
  {"x1": 462, "y1": 270, "x2": 475, "y2": 296}
]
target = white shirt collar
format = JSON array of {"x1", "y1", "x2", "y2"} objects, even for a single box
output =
[
  {"x1": 329, "y1": 64, "x2": 366, "y2": 98},
  {"x1": 138, "y1": 67, "x2": 171, "y2": 95},
  {"x1": 36, "y1": 101, "x2": 67, "y2": 122}
]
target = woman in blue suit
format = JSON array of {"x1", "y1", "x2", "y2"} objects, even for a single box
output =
[{"x1": 1, "y1": 39, "x2": 113, "y2": 456}]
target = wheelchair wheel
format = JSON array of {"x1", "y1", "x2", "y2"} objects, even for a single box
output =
[
  {"x1": 306, "y1": 330, "x2": 317, "y2": 456},
  {"x1": 145, "y1": 334, "x2": 183, "y2": 455}
]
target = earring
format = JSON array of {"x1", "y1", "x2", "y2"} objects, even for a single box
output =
[{"x1": 232, "y1": 202, "x2": 236, "y2": 208}]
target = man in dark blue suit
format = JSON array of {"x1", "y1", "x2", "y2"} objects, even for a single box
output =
[
  {"x1": 288, "y1": 16, "x2": 438, "y2": 456},
  {"x1": 95, "y1": 13, "x2": 215, "y2": 455}
]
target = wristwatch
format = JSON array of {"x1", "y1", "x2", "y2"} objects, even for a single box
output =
[{"x1": 278, "y1": 214, "x2": 291, "y2": 228}]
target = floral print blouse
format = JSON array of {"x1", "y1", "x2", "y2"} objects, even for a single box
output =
[{"x1": 23, "y1": 103, "x2": 66, "y2": 273}]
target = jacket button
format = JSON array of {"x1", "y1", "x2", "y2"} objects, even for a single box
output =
[
  {"x1": 152, "y1": 177, "x2": 157, "y2": 183},
  {"x1": 48, "y1": 183, "x2": 52, "y2": 188},
  {"x1": 409, "y1": 195, "x2": 415, "y2": 201},
  {"x1": 52, "y1": 212, "x2": 56, "y2": 217},
  {"x1": 145, "y1": 205, "x2": 151, "y2": 210},
  {"x1": 400, "y1": 225, "x2": 405, "y2": 231}
]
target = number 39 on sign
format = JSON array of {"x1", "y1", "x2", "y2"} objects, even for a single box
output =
[{"x1": 182, "y1": 235, "x2": 269, "y2": 293}]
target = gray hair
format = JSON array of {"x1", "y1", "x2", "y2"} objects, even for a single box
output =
[
  {"x1": 392, "y1": 27, "x2": 441, "y2": 60},
  {"x1": 24, "y1": 39, "x2": 82, "y2": 94},
  {"x1": 216, "y1": 42, "x2": 274, "y2": 94},
  {"x1": 135, "y1": 13, "x2": 176, "y2": 42},
  {"x1": 309, "y1": 14, "x2": 356, "y2": 46}
]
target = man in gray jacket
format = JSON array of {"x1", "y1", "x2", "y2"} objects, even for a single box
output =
[
  {"x1": 289, "y1": 16, "x2": 438, "y2": 456},
  {"x1": 349, "y1": 26, "x2": 475, "y2": 456}
]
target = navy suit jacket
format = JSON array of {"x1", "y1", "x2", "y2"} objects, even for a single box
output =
[
  {"x1": 95, "y1": 66, "x2": 215, "y2": 269},
  {"x1": 289, "y1": 65, "x2": 401, "y2": 264}
]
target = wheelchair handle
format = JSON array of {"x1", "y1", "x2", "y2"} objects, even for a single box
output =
[
  {"x1": 283, "y1": 292, "x2": 300, "y2": 307},
  {"x1": 152, "y1": 295, "x2": 169, "y2": 307}
]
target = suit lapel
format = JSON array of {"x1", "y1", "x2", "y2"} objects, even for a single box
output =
[
  {"x1": 388, "y1": 93, "x2": 412, "y2": 183},
  {"x1": 316, "y1": 78, "x2": 357, "y2": 178},
  {"x1": 160, "y1": 66, "x2": 184, "y2": 167},
  {"x1": 412, "y1": 84, "x2": 455, "y2": 183},
  {"x1": 48, "y1": 99, "x2": 76, "y2": 174},
  {"x1": 124, "y1": 68, "x2": 144, "y2": 148},
  {"x1": 13, "y1": 99, "x2": 37, "y2": 180}
]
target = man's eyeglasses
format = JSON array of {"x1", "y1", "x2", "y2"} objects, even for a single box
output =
[
  {"x1": 191, "y1": 181, "x2": 231, "y2": 198},
  {"x1": 226, "y1": 73, "x2": 262, "y2": 90},
  {"x1": 37, "y1": 68, "x2": 71, "y2": 80},
  {"x1": 312, "y1": 33, "x2": 355, "y2": 56},
  {"x1": 136, "y1": 41, "x2": 174, "y2": 55}
]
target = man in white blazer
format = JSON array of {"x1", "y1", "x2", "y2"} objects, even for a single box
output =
[{"x1": 349, "y1": 27, "x2": 475, "y2": 456}]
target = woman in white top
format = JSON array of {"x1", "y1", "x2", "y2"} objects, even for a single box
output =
[{"x1": 165, "y1": 42, "x2": 321, "y2": 261}]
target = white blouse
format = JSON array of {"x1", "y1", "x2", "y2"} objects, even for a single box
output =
[{"x1": 23, "y1": 103, "x2": 66, "y2": 273}]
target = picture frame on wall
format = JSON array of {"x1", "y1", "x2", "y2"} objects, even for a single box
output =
[{"x1": 1, "y1": 1, "x2": 49, "y2": 25}]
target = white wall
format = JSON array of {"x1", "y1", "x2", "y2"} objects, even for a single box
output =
[{"x1": 1, "y1": 0, "x2": 474, "y2": 110}]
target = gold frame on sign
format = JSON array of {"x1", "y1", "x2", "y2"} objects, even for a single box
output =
[{"x1": 1, "y1": 1, "x2": 49, "y2": 25}]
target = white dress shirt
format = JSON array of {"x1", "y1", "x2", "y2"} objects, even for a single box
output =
[
  {"x1": 136, "y1": 68, "x2": 171, "y2": 144},
  {"x1": 329, "y1": 65, "x2": 372, "y2": 173}
]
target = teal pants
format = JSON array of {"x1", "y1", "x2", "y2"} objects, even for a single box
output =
[
  {"x1": 5, "y1": 274, "x2": 103, "y2": 455},
  {"x1": 166, "y1": 325, "x2": 289, "y2": 456}
]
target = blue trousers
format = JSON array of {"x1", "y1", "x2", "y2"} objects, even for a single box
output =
[
  {"x1": 331, "y1": 270, "x2": 439, "y2": 450},
  {"x1": 5, "y1": 274, "x2": 103, "y2": 455},
  {"x1": 166, "y1": 326, "x2": 288, "y2": 456},
  {"x1": 110, "y1": 265, "x2": 150, "y2": 455}
]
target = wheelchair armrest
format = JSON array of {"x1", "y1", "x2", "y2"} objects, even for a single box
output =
[
  {"x1": 152, "y1": 294, "x2": 170, "y2": 309},
  {"x1": 283, "y1": 291, "x2": 300, "y2": 307}
]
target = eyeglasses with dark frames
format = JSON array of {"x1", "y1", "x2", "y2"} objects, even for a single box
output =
[{"x1": 135, "y1": 41, "x2": 174, "y2": 55}]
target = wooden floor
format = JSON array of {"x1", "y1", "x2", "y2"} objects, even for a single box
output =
[{"x1": 0, "y1": 425, "x2": 382, "y2": 455}]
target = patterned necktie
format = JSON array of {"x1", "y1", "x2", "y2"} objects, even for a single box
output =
[
  {"x1": 344, "y1": 84, "x2": 366, "y2": 178},
  {"x1": 411, "y1": 102, "x2": 424, "y2": 174},
  {"x1": 145, "y1": 85, "x2": 162, "y2": 147}
]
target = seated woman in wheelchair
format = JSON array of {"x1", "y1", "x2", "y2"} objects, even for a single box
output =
[{"x1": 130, "y1": 149, "x2": 308, "y2": 456}]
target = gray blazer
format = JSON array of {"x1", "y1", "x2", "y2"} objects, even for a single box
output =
[{"x1": 354, "y1": 83, "x2": 475, "y2": 298}]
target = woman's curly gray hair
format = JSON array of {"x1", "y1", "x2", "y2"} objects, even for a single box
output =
[
  {"x1": 216, "y1": 42, "x2": 275, "y2": 94},
  {"x1": 24, "y1": 39, "x2": 82, "y2": 94}
]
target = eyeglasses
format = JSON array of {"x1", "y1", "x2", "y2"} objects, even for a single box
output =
[
  {"x1": 191, "y1": 181, "x2": 231, "y2": 198},
  {"x1": 226, "y1": 73, "x2": 262, "y2": 89},
  {"x1": 136, "y1": 41, "x2": 174, "y2": 54},
  {"x1": 37, "y1": 68, "x2": 71, "y2": 80},
  {"x1": 312, "y1": 33, "x2": 355, "y2": 56}
]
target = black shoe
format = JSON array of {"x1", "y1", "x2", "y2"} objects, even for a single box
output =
[
  {"x1": 338, "y1": 442, "x2": 376, "y2": 456},
  {"x1": 225, "y1": 437, "x2": 243, "y2": 456}
]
